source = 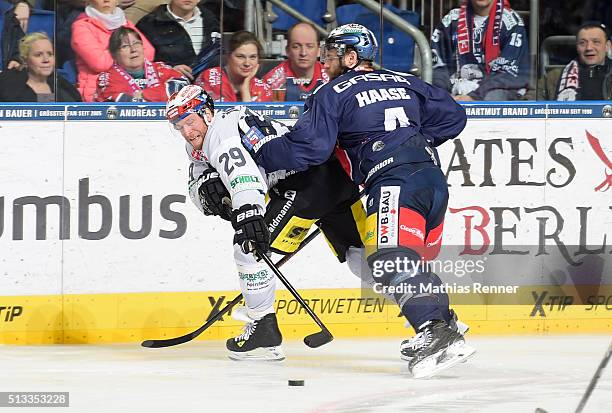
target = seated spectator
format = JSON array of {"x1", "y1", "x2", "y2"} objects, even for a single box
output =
[
  {"x1": 195, "y1": 30, "x2": 271, "y2": 102},
  {"x1": 1, "y1": 2, "x2": 26, "y2": 70},
  {"x1": 262, "y1": 22, "x2": 329, "y2": 101},
  {"x1": 543, "y1": 23, "x2": 612, "y2": 101},
  {"x1": 94, "y1": 27, "x2": 188, "y2": 101},
  {"x1": 136, "y1": 0, "x2": 220, "y2": 81},
  {"x1": 431, "y1": 0, "x2": 530, "y2": 101},
  {"x1": 71, "y1": 0, "x2": 155, "y2": 101},
  {"x1": 0, "y1": 32, "x2": 82, "y2": 101}
]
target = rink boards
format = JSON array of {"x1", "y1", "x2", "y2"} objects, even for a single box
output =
[{"x1": 0, "y1": 101, "x2": 611, "y2": 344}]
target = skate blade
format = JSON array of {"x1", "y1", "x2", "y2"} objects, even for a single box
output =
[
  {"x1": 410, "y1": 342, "x2": 476, "y2": 379},
  {"x1": 401, "y1": 349, "x2": 471, "y2": 364},
  {"x1": 400, "y1": 353, "x2": 413, "y2": 362},
  {"x1": 228, "y1": 346, "x2": 285, "y2": 361}
]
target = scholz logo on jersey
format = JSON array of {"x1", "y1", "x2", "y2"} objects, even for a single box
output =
[{"x1": 333, "y1": 73, "x2": 411, "y2": 93}]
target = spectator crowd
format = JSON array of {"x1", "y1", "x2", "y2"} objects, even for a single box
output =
[{"x1": 0, "y1": 0, "x2": 610, "y2": 102}]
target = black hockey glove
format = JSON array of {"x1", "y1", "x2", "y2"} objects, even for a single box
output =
[
  {"x1": 231, "y1": 204, "x2": 270, "y2": 255},
  {"x1": 199, "y1": 167, "x2": 231, "y2": 221},
  {"x1": 188, "y1": 174, "x2": 215, "y2": 216}
]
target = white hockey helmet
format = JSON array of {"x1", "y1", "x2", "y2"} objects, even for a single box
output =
[{"x1": 166, "y1": 84, "x2": 215, "y2": 126}]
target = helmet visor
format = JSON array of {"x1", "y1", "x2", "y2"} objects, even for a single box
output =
[{"x1": 320, "y1": 42, "x2": 344, "y2": 64}]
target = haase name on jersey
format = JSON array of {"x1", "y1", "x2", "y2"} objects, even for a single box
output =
[
  {"x1": 333, "y1": 72, "x2": 412, "y2": 93},
  {"x1": 355, "y1": 88, "x2": 412, "y2": 107}
]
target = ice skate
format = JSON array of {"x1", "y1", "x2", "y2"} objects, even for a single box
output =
[
  {"x1": 226, "y1": 311, "x2": 284, "y2": 361},
  {"x1": 407, "y1": 320, "x2": 476, "y2": 379},
  {"x1": 400, "y1": 310, "x2": 469, "y2": 362}
]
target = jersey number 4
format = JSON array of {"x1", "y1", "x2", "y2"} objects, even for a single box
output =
[{"x1": 384, "y1": 107, "x2": 410, "y2": 131}]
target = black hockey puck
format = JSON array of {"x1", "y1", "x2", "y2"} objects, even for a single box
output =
[{"x1": 288, "y1": 380, "x2": 305, "y2": 386}]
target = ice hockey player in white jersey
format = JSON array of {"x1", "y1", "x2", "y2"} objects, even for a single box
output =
[
  {"x1": 166, "y1": 85, "x2": 367, "y2": 361},
  {"x1": 167, "y1": 85, "x2": 284, "y2": 360}
]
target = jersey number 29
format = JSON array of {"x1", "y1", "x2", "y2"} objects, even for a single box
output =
[{"x1": 218, "y1": 148, "x2": 246, "y2": 175}]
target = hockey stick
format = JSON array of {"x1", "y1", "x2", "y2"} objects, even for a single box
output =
[
  {"x1": 256, "y1": 249, "x2": 334, "y2": 348},
  {"x1": 534, "y1": 340, "x2": 612, "y2": 413},
  {"x1": 574, "y1": 340, "x2": 612, "y2": 413},
  {"x1": 141, "y1": 225, "x2": 325, "y2": 348},
  {"x1": 143, "y1": 189, "x2": 365, "y2": 348}
]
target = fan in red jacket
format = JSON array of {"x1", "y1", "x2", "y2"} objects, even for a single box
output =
[
  {"x1": 193, "y1": 31, "x2": 272, "y2": 102},
  {"x1": 94, "y1": 27, "x2": 188, "y2": 102},
  {"x1": 71, "y1": 0, "x2": 155, "y2": 102},
  {"x1": 194, "y1": 66, "x2": 271, "y2": 102}
]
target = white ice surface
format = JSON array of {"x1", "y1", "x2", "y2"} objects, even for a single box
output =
[{"x1": 1, "y1": 336, "x2": 611, "y2": 413}]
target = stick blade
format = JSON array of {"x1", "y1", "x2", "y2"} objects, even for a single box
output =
[
  {"x1": 140, "y1": 334, "x2": 192, "y2": 348},
  {"x1": 304, "y1": 331, "x2": 333, "y2": 348}
]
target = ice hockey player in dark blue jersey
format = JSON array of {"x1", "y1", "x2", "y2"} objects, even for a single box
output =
[{"x1": 244, "y1": 23, "x2": 476, "y2": 378}]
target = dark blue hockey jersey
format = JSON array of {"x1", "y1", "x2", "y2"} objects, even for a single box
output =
[{"x1": 255, "y1": 69, "x2": 467, "y2": 184}]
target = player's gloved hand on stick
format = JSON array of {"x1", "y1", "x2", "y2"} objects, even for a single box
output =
[
  {"x1": 231, "y1": 204, "x2": 270, "y2": 254},
  {"x1": 198, "y1": 167, "x2": 231, "y2": 221}
]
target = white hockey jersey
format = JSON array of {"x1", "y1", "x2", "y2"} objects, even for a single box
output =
[{"x1": 186, "y1": 106, "x2": 290, "y2": 212}]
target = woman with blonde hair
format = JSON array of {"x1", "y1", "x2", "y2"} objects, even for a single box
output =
[
  {"x1": 0, "y1": 32, "x2": 81, "y2": 101},
  {"x1": 71, "y1": 0, "x2": 155, "y2": 101},
  {"x1": 195, "y1": 30, "x2": 272, "y2": 102}
]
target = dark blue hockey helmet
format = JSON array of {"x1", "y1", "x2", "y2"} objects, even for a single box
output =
[{"x1": 323, "y1": 24, "x2": 378, "y2": 62}]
